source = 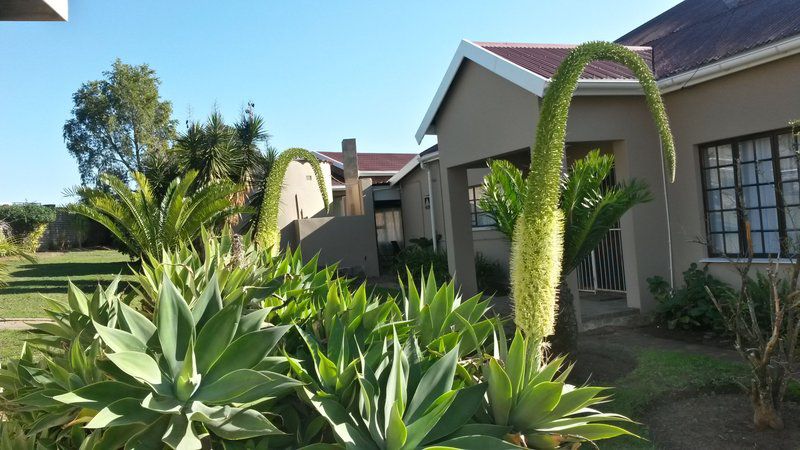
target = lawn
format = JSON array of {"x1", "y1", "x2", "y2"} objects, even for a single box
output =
[{"x1": 0, "y1": 249, "x2": 131, "y2": 319}]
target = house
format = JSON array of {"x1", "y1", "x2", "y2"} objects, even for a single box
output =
[
  {"x1": 403, "y1": 0, "x2": 800, "y2": 325},
  {"x1": 278, "y1": 142, "x2": 414, "y2": 276},
  {"x1": 0, "y1": 0, "x2": 68, "y2": 21}
]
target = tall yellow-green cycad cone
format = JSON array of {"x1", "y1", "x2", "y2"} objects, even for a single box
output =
[
  {"x1": 255, "y1": 148, "x2": 330, "y2": 253},
  {"x1": 513, "y1": 42, "x2": 676, "y2": 342}
]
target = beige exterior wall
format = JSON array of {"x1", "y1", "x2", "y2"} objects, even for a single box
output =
[
  {"x1": 278, "y1": 160, "x2": 334, "y2": 233},
  {"x1": 294, "y1": 215, "x2": 379, "y2": 277},
  {"x1": 431, "y1": 60, "x2": 671, "y2": 309},
  {"x1": 426, "y1": 52, "x2": 800, "y2": 309},
  {"x1": 397, "y1": 159, "x2": 510, "y2": 271},
  {"x1": 662, "y1": 53, "x2": 800, "y2": 286}
]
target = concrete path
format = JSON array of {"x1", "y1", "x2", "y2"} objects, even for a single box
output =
[
  {"x1": 580, "y1": 325, "x2": 741, "y2": 363},
  {"x1": 0, "y1": 318, "x2": 52, "y2": 330}
]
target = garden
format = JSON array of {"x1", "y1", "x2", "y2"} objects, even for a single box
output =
[{"x1": 0, "y1": 42, "x2": 798, "y2": 449}]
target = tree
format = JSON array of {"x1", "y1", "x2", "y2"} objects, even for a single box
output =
[
  {"x1": 63, "y1": 59, "x2": 176, "y2": 186},
  {"x1": 507, "y1": 42, "x2": 675, "y2": 352}
]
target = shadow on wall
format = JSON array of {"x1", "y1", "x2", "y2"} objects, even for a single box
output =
[{"x1": 288, "y1": 215, "x2": 380, "y2": 278}]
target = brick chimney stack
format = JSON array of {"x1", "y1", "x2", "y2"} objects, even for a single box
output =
[{"x1": 342, "y1": 138, "x2": 364, "y2": 216}]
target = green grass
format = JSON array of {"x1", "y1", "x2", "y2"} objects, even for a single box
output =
[
  {"x1": 0, "y1": 330, "x2": 30, "y2": 360},
  {"x1": 0, "y1": 250, "x2": 132, "y2": 318},
  {"x1": 605, "y1": 349, "x2": 747, "y2": 449}
]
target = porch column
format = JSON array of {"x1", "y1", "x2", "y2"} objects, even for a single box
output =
[
  {"x1": 612, "y1": 138, "x2": 671, "y2": 312},
  {"x1": 441, "y1": 165, "x2": 478, "y2": 295}
]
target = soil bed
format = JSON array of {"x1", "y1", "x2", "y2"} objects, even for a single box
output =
[{"x1": 646, "y1": 393, "x2": 800, "y2": 449}]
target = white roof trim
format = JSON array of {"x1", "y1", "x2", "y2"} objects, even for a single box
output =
[
  {"x1": 388, "y1": 150, "x2": 440, "y2": 186},
  {"x1": 311, "y1": 151, "x2": 343, "y2": 169},
  {"x1": 415, "y1": 40, "x2": 550, "y2": 143},
  {"x1": 416, "y1": 35, "x2": 800, "y2": 142},
  {"x1": 388, "y1": 156, "x2": 420, "y2": 186},
  {"x1": 415, "y1": 40, "x2": 648, "y2": 142},
  {"x1": 658, "y1": 34, "x2": 800, "y2": 93}
]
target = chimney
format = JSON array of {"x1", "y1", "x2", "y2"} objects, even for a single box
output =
[{"x1": 342, "y1": 138, "x2": 364, "y2": 215}]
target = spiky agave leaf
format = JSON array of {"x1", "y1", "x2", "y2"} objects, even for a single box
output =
[
  {"x1": 254, "y1": 148, "x2": 330, "y2": 253},
  {"x1": 512, "y1": 41, "x2": 676, "y2": 343}
]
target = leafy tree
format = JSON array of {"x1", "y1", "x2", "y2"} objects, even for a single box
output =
[
  {"x1": 507, "y1": 42, "x2": 675, "y2": 350},
  {"x1": 63, "y1": 59, "x2": 176, "y2": 186}
]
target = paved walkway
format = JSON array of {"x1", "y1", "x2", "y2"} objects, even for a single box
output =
[
  {"x1": 0, "y1": 318, "x2": 52, "y2": 330},
  {"x1": 580, "y1": 325, "x2": 742, "y2": 363}
]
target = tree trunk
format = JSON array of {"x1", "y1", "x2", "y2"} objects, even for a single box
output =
[
  {"x1": 549, "y1": 281, "x2": 579, "y2": 357},
  {"x1": 752, "y1": 382, "x2": 784, "y2": 430}
]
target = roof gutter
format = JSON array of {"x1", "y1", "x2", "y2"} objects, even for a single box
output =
[
  {"x1": 389, "y1": 150, "x2": 440, "y2": 186},
  {"x1": 658, "y1": 34, "x2": 800, "y2": 93}
]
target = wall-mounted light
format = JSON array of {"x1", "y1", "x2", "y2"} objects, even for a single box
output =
[{"x1": 424, "y1": 195, "x2": 431, "y2": 210}]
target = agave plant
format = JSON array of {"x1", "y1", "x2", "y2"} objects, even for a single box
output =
[
  {"x1": 69, "y1": 170, "x2": 241, "y2": 258},
  {"x1": 254, "y1": 147, "x2": 329, "y2": 252},
  {"x1": 25, "y1": 278, "x2": 124, "y2": 350},
  {"x1": 134, "y1": 228, "x2": 338, "y2": 322},
  {"x1": 481, "y1": 330, "x2": 634, "y2": 448},
  {"x1": 510, "y1": 41, "x2": 676, "y2": 346},
  {"x1": 304, "y1": 336, "x2": 488, "y2": 450},
  {"x1": 53, "y1": 277, "x2": 300, "y2": 449},
  {"x1": 0, "y1": 338, "x2": 106, "y2": 448},
  {"x1": 400, "y1": 269, "x2": 498, "y2": 358}
]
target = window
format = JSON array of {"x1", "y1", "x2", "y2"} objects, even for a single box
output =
[
  {"x1": 467, "y1": 185, "x2": 496, "y2": 228},
  {"x1": 701, "y1": 129, "x2": 800, "y2": 257}
]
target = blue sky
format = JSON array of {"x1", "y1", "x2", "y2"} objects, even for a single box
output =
[{"x1": 0, "y1": 0, "x2": 680, "y2": 204}]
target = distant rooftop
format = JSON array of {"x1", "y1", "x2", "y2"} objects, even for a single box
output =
[
  {"x1": 474, "y1": 42, "x2": 653, "y2": 80},
  {"x1": 317, "y1": 152, "x2": 415, "y2": 173}
]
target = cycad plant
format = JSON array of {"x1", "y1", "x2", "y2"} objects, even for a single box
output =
[
  {"x1": 508, "y1": 41, "x2": 675, "y2": 347},
  {"x1": 69, "y1": 170, "x2": 240, "y2": 258},
  {"x1": 481, "y1": 151, "x2": 653, "y2": 352},
  {"x1": 254, "y1": 147, "x2": 330, "y2": 252}
]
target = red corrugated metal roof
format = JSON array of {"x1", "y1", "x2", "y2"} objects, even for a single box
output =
[
  {"x1": 317, "y1": 152, "x2": 415, "y2": 173},
  {"x1": 474, "y1": 42, "x2": 653, "y2": 80}
]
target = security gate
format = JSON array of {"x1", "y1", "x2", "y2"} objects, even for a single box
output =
[{"x1": 577, "y1": 225, "x2": 626, "y2": 293}]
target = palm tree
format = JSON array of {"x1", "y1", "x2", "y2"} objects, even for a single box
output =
[
  {"x1": 69, "y1": 171, "x2": 241, "y2": 259},
  {"x1": 174, "y1": 110, "x2": 273, "y2": 228}
]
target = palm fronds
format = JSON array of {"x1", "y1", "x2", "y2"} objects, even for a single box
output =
[
  {"x1": 68, "y1": 170, "x2": 241, "y2": 258},
  {"x1": 561, "y1": 150, "x2": 652, "y2": 273}
]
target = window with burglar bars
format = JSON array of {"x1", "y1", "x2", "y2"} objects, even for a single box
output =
[
  {"x1": 700, "y1": 128, "x2": 800, "y2": 258},
  {"x1": 467, "y1": 186, "x2": 496, "y2": 228}
]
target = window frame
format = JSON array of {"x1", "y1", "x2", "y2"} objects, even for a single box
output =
[
  {"x1": 699, "y1": 127, "x2": 798, "y2": 258},
  {"x1": 467, "y1": 185, "x2": 496, "y2": 229}
]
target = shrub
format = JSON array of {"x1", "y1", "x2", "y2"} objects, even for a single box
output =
[
  {"x1": 0, "y1": 232, "x2": 635, "y2": 449},
  {"x1": 392, "y1": 237, "x2": 450, "y2": 281},
  {"x1": 69, "y1": 170, "x2": 241, "y2": 258},
  {"x1": 649, "y1": 263, "x2": 735, "y2": 330},
  {"x1": 0, "y1": 203, "x2": 56, "y2": 236},
  {"x1": 475, "y1": 252, "x2": 509, "y2": 296},
  {"x1": 19, "y1": 223, "x2": 47, "y2": 253}
]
